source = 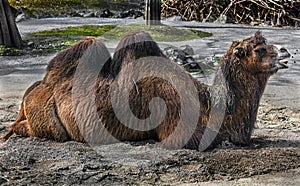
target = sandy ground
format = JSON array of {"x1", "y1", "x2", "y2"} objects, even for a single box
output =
[{"x1": 0, "y1": 18, "x2": 299, "y2": 185}]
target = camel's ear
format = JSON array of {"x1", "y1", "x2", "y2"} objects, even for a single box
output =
[{"x1": 233, "y1": 47, "x2": 245, "y2": 58}]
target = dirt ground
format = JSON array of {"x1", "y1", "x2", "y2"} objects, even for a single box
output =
[
  {"x1": 0, "y1": 18, "x2": 299, "y2": 185},
  {"x1": 0, "y1": 97, "x2": 299, "y2": 185}
]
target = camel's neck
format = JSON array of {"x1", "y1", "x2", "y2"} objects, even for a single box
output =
[{"x1": 215, "y1": 65, "x2": 270, "y2": 145}]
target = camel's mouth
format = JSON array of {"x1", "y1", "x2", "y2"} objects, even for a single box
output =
[
  {"x1": 277, "y1": 58, "x2": 289, "y2": 69},
  {"x1": 275, "y1": 47, "x2": 291, "y2": 69}
]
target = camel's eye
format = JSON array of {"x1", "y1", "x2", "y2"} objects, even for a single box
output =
[
  {"x1": 233, "y1": 47, "x2": 245, "y2": 58},
  {"x1": 255, "y1": 48, "x2": 267, "y2": 57}
]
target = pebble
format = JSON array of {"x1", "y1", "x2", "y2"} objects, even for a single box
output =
[
  {"x1": 16, "y1": 13, "x2": 29, "y2": 23},
  {"x1": 83, "y1": 12, "x2": 95, "y2": 18}
]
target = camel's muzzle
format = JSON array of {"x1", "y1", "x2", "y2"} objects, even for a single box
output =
[{"x1": 276, "y1": 47, "x2": 291, "y2": 69}]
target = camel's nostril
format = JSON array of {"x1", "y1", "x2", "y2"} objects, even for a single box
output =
[
  {"x1": 277, "y1": 47, "x2": 291, "y2": 59},
  {"x1": 280, "y1": 48, "x2": 287, "y2": 53}
]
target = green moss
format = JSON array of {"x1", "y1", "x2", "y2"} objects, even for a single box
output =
[
  {"x1": 30, "y1": 24, "x2": 212, "y2": 42},
  {"x1": 190, "y1": 29, "x2": 213, "y2": 38},
  {"x1": 9, "y1": 0, "x2": 83, "y2": 9},
  {"x1": 215, "y1": 57, "x2": 221, "y2": 63},
  {"x1": 102, "y1": 24, "x2": 212, "y2": 42},
  {"x1": 31, "y1": 39, "x2": 78, "y2": 54},
  {"x1": 0, "y1": 45, "x2": 23, "y2": 56},
  {"x1": 4, "y1": 24, "x2": 212, "y2": 56},
  {"x1": 30, "y1": 25, "x2": 117, "y2": 37}
]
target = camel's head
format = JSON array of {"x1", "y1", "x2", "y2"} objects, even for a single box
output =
[{"x1": 225, "y1": 31, "x2": 291, "y2": 76}]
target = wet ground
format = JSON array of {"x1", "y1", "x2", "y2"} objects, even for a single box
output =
[{"x1": 0, "y1": 18, "x2": 299, "y2": 185}]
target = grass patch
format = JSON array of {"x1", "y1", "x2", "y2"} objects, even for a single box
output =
[
  {"x1": 9, "y1": 0, "x2": 83, "y2": 9},
  {"x1": 29, "y1": 24, "x2": 212, "y2": 42},
  {"x1": 190, "y1": 29, "x2": 213, "y2": 38},
  {"x1": 29, "y1": 25, "x2": 117, "y2": 37},
  {"x1": 30, "y1": 39, "x2": 78, "y2": 54},
  {"x1": 103, "y1": 24, "x2": 212, "y2": 42},
  {"x1": 3, "y1": 24, "x2": 212, "y2": 56},
  {"x1": 0, "y1": 45, "x2": 23, "y2": 56}
]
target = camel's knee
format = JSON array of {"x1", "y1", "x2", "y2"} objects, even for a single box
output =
[{"x1": 13, "y1": 120, "x2": 31, "y2": 137}]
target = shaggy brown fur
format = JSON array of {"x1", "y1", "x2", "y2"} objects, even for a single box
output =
[
  {"x1": 204, "y1": 31, "x2": 286, "y2": 145},
  {"x1": 109, "y1": 30, "x2": 166, "y2": 78},
  {"x1": 1, "y1": 31, "x2": 289, "y2": 151},
  {"x1": 1, "y1": 37, "x2": 112, "y2": 142}
]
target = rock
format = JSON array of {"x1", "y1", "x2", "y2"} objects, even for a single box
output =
[
  {"x1": 114, "y1": 9, "x2": 143, "y2": 19},
  {"x1": 15, "y1": 13, "x2": 29, "y2": 23},
  {"x1": 83, "y1": 12, "x2": 95, "y2": 18},
  {"x1": 78, "y1": 12, "x2": 85, "y2": 17},
  {"x1": 163, "y1": 46, "x2": 201, "y2": 69},
  {"x1": 26, "y1": 42, "x2": 35, "y2": 48},
  {"x1": 132, "y1": 10, "x2": 143, "y2": 19},
  {"x1": 185, "y1": 57, "x2": 200, "y2": 69},
  {"x1": 96, "y1": 9, "x2": 114, "y2": 18},
  {"x1": 35, "y1": 11, "x2": 53, "y2": 19},
  {"x1": 70, "y1": 12, "x2": 82, "y2": 17},
  {"x1": 164, "y1": 46, "x2": 187, "y2": 62},
  {"x1": 180, "y1": 45, "x2": 195, "y2": 56}
]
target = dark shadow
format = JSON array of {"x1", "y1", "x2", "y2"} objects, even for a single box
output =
[{"x1": 249, "y1": 137, "x2": 300, "y2": 149}]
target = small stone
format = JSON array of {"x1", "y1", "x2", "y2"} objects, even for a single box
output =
[
  {"x1": 16, "y1": 13, "x2": 29, "y2": 23},
  {"x1": 180, "y1": 45, "x2": 195, "y2": 56},
  {"x1": 70, "y1": 12, "x2": 82, "y2": 17},
  {"x1": 114, "y1": 9, "x2": 143, "y2": 19},
  {"x1": 83, "y1": 12, "x2": 95, "y2": 18},
  {"x1": 96, "y1": 9, "x2": 114, "y2": 18},
  {"x1": 27, "y1": 42, "x2": 35, "y2": 48}
]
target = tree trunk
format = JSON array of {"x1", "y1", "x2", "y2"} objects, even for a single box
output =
[
  {"x1": 145, "y1": 0, "x2": 161, "y2": 25},
  {"x1": 0, "y1": 0, "x2": 22, "y2": 48}
]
